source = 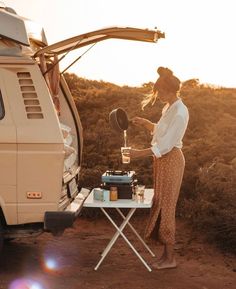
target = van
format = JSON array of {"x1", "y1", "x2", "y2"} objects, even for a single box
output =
[{"x1": 0, "y1": 4, "x2": 164, "y2": 249}]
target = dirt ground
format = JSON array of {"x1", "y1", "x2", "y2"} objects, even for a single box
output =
[{"x1": 0, "y1": 213, "x2": 235, "y2": 289}]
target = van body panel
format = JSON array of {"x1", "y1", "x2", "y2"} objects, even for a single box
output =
[
  {"x1": 17, "y1": 143, "x2": 64, "y2": 203},
  {"x1": 0, "y1": 71, "x2": 17, "y2": 143},
  {"x1": 0, "y1": 146, "x2": 17, "y2": 223},
  {"x1": 0, "y1": 144, "x2": 16, "y2": 186},
  {"x1": 0, "y1": 73, "x2": 17, "y2": 225},
  {"x1": 0, "y1": 200, "x2": 17, "y2": 224},
  {"x1": 16, "y1": 143, "x2": 64, "y2": 224},
  {"x1": 0, "y1": 57, "x2": 35, "y2": 65},
  {"x1": 1, "y1": 64, "x2": 63, "y2": 144},
  {"x1": 18, "y1": 203, "x2": 57, "y2": 224},
  {"x1": 0, "y1": 125, "x2": 16, "y2": 143}
]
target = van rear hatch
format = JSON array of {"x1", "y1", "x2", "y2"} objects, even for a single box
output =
[{"x1": 34, "y1": 26, "x2": 164, "y2": 57}]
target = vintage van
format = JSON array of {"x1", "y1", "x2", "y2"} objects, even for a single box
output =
[{"x1": 0, "y1": 4, "x2": 164, "y2": 248}]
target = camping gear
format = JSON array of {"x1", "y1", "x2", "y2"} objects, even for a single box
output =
[
  {"x1": 101, "y1": 170, "x2": 137, "y2": 199},
  {"x1": 109, "y1": 108, "x2": 129, "y2": 132}
]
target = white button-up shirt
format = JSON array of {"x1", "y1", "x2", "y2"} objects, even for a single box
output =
[{"x1": 151, "y1": 98, "x2": 189, "y2": 157}]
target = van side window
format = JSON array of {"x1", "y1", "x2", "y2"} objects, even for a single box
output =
[{"x1": 0, "y1": 90, "x2": 5, "y2": 119}]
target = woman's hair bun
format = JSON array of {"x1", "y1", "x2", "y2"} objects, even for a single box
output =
[
  {"x1": 153, "y1": 66, "x2": 181, "y2": 94},
  {"x1": 157, "y1": 67, "x2": 173, "y2": 77}
]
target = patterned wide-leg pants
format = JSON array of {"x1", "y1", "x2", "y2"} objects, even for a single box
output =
[{"x1": 145, "y1": 148, "x2": 185, "y2": 245}]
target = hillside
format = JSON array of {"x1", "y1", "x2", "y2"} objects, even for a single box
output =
[{"x1": 64, "y1": 73, "x2": 236, "y2": 254}]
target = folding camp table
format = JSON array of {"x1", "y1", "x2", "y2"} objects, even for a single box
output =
[{"x1": 83, "y1": 189, "x2": 155, "y2": 272}]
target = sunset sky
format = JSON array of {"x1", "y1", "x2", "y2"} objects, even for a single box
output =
[{"x1": 4, "y1": 0, "x2": 236, "y2": 88}]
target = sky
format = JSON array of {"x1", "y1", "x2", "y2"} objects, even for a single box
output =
[{"x1": 4, "y1": 0, "x2": 236, "y2": 88}]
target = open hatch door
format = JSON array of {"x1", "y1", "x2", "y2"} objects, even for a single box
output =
[{"x1": 34, "y1": 26, "x2": 165, "y2": 57}]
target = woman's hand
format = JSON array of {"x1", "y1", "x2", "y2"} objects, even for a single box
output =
[
  {"x1": 131, "y1": 117, "x2": 154, "y2": 132},
  {"x1": 131, "y1": 117, "x2": 147, "y2": 127},
  {"x1": 128, "y1": 148, "x2": 154, "y2": 159}
]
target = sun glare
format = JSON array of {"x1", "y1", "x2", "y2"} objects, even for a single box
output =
[
  {"x1": 45, "y1": 258, "x2": 58, "y2": 270},
  {"x1": 9, "y1": 278, "x2": 45, "y2": 289}
]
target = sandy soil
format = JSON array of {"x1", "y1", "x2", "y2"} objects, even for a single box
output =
[{"x1": 0, "y1": 213, "x2": 235, "y2": 289}]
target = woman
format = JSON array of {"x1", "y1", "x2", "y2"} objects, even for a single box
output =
[{"x1": 129, "y1": 67, "x2": 189, "y2": 270}]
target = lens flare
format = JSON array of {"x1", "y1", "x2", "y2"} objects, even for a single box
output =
[
  {"x1": 45, "y1": 258, "x2": 57, "y2": 270},
  {"x1": 9, "y1": 278, "x2": 44, "y2": 289}
]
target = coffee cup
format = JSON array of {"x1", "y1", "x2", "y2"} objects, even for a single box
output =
[{"x1": 121, "y1": 147, "x2": 131, "y2": 164}]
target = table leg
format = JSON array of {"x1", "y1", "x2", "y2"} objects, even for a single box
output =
[
  {"x1": 95, "y1": 208, "x2": 152, "y2": 272},
  {"x1": 95, "y1": 208, "x2": 135, "y2": 270},
  {"x1": 116, "y1": 208, "x2": 155, "y2": 257},
  {"x1": 100, "y1": 208, "x2": 136, "y2": 258}
]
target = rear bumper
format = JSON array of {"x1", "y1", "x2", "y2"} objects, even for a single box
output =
[{"x1": 44, "y1": 188, "x2": 90, "y2": 235}]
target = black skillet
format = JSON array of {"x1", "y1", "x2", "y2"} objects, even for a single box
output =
[{"x1": 109, "y1": 108, "x2": 129, "y2": 132}]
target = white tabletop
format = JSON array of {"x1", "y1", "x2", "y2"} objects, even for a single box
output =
[{"x1": 83, "y1": 188, "x2": 154, "y2": 208}]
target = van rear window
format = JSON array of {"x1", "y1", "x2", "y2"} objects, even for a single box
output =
[{"x1": 0, "y1": 90, "x2": 5, "y2": 119}]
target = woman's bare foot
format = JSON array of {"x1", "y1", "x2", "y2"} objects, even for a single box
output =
[
  {"x1": 152, "y1": 258, "x2": 177, "y2": 270},
  {"x1": 156, "y1": 254, "x2": 166, "y2": 264}
]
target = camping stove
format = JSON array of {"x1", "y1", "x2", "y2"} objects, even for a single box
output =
[
  {"x1": 101, "y1": 170, "x2": 137, "y2": 199},
  {"x1": 102, "y1": 170, "x2": 136, "y2": 183}
]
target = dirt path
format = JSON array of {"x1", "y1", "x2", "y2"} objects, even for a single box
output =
[{"x1": 0, "y1": 215, "x2": 235, "y2": 289}]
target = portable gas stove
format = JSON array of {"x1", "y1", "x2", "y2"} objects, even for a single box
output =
[{"x1": 101, "y1": 170, "x2": 137, "y2": 199}]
